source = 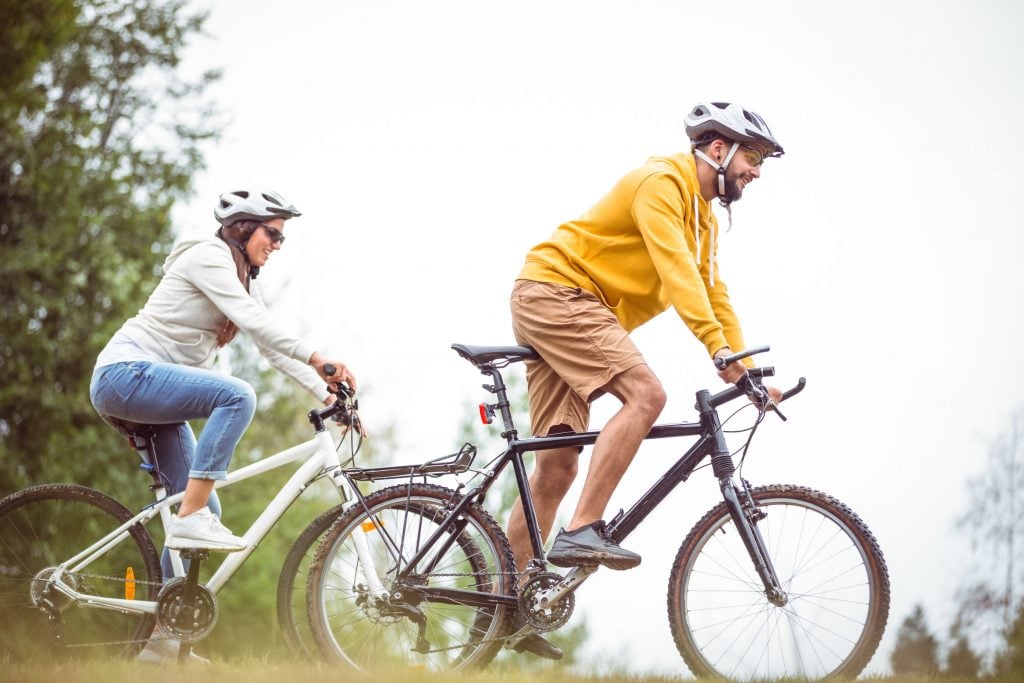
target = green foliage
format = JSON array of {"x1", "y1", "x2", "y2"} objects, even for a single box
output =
[
  {"x1": 0, "y1": 0, "x2": 220, "y2": 495},
  {"x1": 994, "y1": 600, "x2": 1024, "y2": 677},
  {"x1": 946, "y1": 633, "x2": 983, "y2": 679},
  {"x1": 891, "y1": 604, "x2": 940, "y2": 676}
]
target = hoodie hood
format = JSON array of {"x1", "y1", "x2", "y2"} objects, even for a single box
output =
[{"x1": 162, "y1": 237, "x2": 208, "y2": 272}]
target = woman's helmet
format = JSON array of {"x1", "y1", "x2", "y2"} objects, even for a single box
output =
[
  {"x1": 684, "y1": 102, "x2": 784, "y2": 157},
  {"x1": 214, "y1": 188, "x2": 302, "y2": 226}
]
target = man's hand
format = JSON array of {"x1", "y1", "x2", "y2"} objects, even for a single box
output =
[{"x1": 713, "y1": 347, "x2": 746, "y2": 384}]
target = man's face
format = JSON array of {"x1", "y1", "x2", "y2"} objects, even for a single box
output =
[{"x1": 722, "y1": 143, "x2": 769, "y2": 203}]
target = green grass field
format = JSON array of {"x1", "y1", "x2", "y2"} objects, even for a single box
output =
[{"x1": 2, "y1": 658, "x2": 1012, "y2": 683}]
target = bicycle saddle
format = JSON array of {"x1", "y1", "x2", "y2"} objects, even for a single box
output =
[{"x1": 451, "y1": 343, "x2": 538, "y2": 366}]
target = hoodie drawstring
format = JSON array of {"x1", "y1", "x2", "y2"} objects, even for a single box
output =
[{"x1": 693, "y1": 192, "x2": 716, "y2": 287}]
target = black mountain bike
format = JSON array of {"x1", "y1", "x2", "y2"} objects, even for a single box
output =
[{"x1": 303, "y1": 344, "x2": 890, "y2": 680}]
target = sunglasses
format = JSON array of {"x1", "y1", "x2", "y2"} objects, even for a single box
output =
[
  {"x1": 259, "y1": 224, "x2": 286, "y2": 245},
  {"x1": 740, "y1": 145, "x2": 768, "y2": 167}
]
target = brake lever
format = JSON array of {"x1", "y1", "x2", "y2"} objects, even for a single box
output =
[{"x1": 739, "y1": 374, "x2": 788, "y2": 422}]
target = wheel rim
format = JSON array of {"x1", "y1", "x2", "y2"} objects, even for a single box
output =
[
  {"x1": 0, "y1": 491, "x2": 159, "y2": 660},
  {"x1": 680, "y1": 496, "x2": 877, "y2": 680},
  {"x1": 312, "y1": 494, "x2": 509, "y2": 671}
]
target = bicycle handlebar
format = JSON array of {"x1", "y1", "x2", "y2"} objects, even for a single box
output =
[
  {"x1": 322, "y1": 364, "x2": 355, "y2": 399},
  {"x1": 707, "y1": 346, "x2": 807, "y2": 420},
  {"x1": 713, "y1": 345, "x2": 771, "y2": 370}
]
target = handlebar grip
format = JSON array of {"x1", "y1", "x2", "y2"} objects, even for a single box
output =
[
  {"x1": 781, "y1": 377, "x2": 807, "y2": 402},
  {"x1": 324, "y1": 363, "x2": 336, "y2": 376},
  {"x1": 713, "y1": 345, "x2": 771, "y2": 370}
]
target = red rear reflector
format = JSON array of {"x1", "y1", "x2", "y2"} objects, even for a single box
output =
[{"x1": 478, "y1": 404, "x2": 492, "y2": 425}]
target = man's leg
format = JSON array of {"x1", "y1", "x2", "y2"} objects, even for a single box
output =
[
  {"x1": 546, "y1": 364, "x2": 666, "y2": 570},
  {"x1": 568, "y1": 364, "x2": 666, "y2": 529},
  {"x1": 506, "y1": 444, "x2": 579, "y2": 573}
]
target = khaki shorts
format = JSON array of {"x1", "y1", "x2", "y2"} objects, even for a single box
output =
[{"x1": 510, "y1": 279, "x2": 646, "y2": 436}]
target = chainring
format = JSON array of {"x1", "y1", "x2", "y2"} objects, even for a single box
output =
[
  {"x1": 518, "y1": 571, "x2": 574, "y2": 631},
  {"x1": 155, "y1": 577, "x2": 218, "y2": 642}
]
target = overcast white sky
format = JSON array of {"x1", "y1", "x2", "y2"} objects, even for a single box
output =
[{"x1": 174, "y1": 0, "x2": 1024, "y2": 674}]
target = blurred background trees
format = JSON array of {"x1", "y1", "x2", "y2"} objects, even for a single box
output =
[
  {"x1": 0, "y1": 0, "x2": 387, "y2": 658},
  {"x1": 889, "y1": 409, "x2": 1024, "y2": 678},
  {"x1": 0, "y1": 0, "x2": 220, "y2": 494}
]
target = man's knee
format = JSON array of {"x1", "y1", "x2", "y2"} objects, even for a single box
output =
[{"x1": 614, "y1": 366, "x2": 667, "y2": 418}]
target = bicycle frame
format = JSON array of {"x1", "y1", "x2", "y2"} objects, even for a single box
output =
[
  {"x1": 345, "y1": 353, "x2": 795, "y2": 613},
  {"x1": 47, "y1": 427, "x2": 359, "y2": 617}
]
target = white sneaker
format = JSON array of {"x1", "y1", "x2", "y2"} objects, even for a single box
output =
[
  {"x1": 165, "y1": 507, "x2": 247, "y2": 552},
  {"x1": 137, "y1": 635, "x2": 210, "y2": 664}
]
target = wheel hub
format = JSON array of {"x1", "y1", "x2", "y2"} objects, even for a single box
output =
[{"x1": 30, "y1": 567, "x2": 77, "y2": 612}]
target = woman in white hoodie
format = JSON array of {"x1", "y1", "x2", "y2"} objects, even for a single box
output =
[{"x1": 90, "y1": 188, "x2": 354, "y2": 555}]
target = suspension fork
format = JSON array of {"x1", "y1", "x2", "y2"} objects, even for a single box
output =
[
  {"x1": 698, "y1": 391, "x2": 787, "y2": 606},
  {"x1": 719, "y1": 477, "x2": 787, "y2": 606}
]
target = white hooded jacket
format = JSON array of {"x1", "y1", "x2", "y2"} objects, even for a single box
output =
[{"x1": 96, "y1": 237, "x2": 323, "y2": 399}]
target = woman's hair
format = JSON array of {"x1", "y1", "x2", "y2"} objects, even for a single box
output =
[{"x1": 214, "y1": 219, "x2": 262, "y2": 346}]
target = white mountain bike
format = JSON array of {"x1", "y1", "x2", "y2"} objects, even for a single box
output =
[{"x1": 0, "y1": 374, "x2": 371, "y2": 661}]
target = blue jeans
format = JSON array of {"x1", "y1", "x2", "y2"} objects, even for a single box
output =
[{"x1": 90, "y1": 361, "x2": 256, "y2": 577}]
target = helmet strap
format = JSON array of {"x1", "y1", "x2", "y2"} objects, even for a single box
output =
[{"x1": 694, "y1": 142, "x2": 740, "y2": 202}]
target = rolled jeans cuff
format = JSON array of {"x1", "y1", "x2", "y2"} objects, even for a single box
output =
[{"x1": 188, "y1": 469, "x2": 228, "y2": 481}]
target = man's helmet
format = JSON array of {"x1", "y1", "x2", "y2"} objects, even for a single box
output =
[
  {"x1": 214, "y1": 188, "x2": 302, "y2": 226},
  {"x1": 685, "y1": 102, "x2": 784, "y2": 157}
]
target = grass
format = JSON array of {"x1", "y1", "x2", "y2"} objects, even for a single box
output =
[{"x1": 3, "y1": 658, "x2": 1018, "y2": 683}]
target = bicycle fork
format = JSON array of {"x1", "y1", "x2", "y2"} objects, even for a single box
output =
[{"x1": 720, "y1": 477, "x2": 788, "y2": 606}]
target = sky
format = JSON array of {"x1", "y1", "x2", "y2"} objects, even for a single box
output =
[{"x1": 172, "y1": 0, "x2": 1024, "y2": 675}]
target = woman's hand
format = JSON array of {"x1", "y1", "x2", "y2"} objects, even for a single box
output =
[{"x1": 309, "y1": 351, "x2": 358, "y2": 392}]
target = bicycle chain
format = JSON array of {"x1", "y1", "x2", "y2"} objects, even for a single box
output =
[{"x1": 46, "y1": 572, "x2": 164, "y2": 588}]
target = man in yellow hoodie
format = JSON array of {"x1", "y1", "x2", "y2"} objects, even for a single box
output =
[{"x1": 507, "y1": 101, "x2": 785, "y2": 659}]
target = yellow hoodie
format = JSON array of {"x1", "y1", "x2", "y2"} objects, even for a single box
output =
[{"x1": 519, "y1": 152, "x2": 747, "y2": 360}]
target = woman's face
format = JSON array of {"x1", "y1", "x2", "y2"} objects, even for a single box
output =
[{"x1": 245, "y1": 217, "x2": 286, "y2": 267}]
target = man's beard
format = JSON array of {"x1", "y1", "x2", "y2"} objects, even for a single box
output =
[{"x1": 722, "y1": 172, "x2": 745, "y2": 204}]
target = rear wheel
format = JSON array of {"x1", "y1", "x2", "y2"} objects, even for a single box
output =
[
  {"x1": 0, "y1": 484, "x2": 162, "y2": 661},
  {"x1": 306, "y1": 484, "x2": 515, "y2": 672},
  {"x1": 667, "y1": 484, "x2": 890, "y2": 680}
]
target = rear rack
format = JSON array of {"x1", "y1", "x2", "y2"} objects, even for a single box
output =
[{"x1": 344, "y1": 443, "x2": 477, "y2": 482}]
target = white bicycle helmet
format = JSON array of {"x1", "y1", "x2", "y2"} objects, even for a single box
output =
[
  {"x1": 214, "y1": 188, "x2": 302, "y2": 226},
  {"x1": 685, "y1": 102, "x2": 784, "y2": 157}
]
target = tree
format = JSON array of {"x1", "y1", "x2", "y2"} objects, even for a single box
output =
[
  {"x1": 890, "y1": 603, "x2": 940, "y2": 675},
  {"x1": 955, "y1": 408, "x2": 1024, "y2": 663},
  {"x1": 945, "y1": 616, "x2": 983, "y2": 679},
  {"x1": 993, "y1": 599, "x2": 1024, "y2": 677},
  {"x1": 0, "y1": 0, "x2": 221, "y2": 495}
]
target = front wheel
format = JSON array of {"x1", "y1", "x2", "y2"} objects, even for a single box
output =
[
  {"x1": 306, "y1": 483, "x2": 515, "y2": 672},
  {"x1": 667, "y1": 484, "x2": 890, "y2": 681}
]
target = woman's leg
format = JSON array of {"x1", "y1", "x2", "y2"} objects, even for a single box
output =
[{"x1": 91, "y1": 361, "x2": 252, "y2": 549}]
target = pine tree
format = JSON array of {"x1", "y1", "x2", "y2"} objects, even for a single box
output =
[{"x1": 890, "y1": 603, "x2": 940, "y2": 675}]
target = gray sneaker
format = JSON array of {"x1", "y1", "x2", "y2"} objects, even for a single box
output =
[{"x1": 547, "y1": 521, "x2": 641, "y2": 570}]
